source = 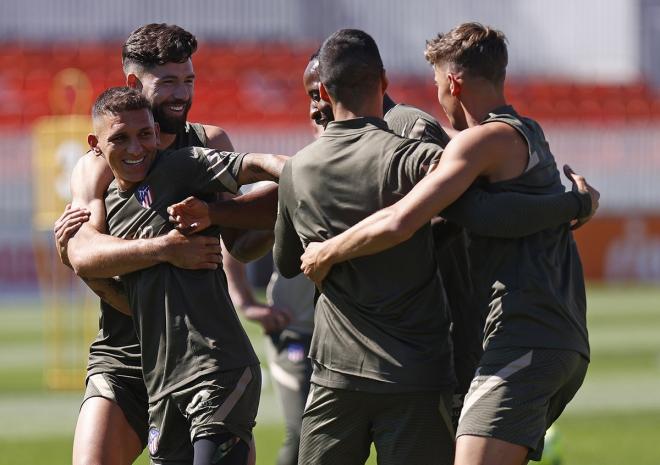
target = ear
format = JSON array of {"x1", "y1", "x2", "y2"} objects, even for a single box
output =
[
  {"x1": 154, "y1": 121, "x2": 161, "y2": 145},
  {"x1": 88, "y1": 133, "x2": 101, "y2": 155},
  {"x1": 126, "y1": 73, "x2": 142, "y2": 90},
  {"x1": 319, "y1": 82, "x2": 332, "y2": 104},
  {"x1": 448, "y1": 73, "x2": 462, "y2": 97}
]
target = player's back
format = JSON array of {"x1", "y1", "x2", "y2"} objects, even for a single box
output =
[
  {"x1": 385, "y1": 102, "x2": 482, "y2": 396},
  {"x1": 285, "y1": 117, "x2": 454, "y2": 392}
]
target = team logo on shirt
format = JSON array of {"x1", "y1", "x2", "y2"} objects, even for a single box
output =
[
  {"x1": 137, "y1": 185, "x2": 153, "y2": 208},
  {"x1": 148, "y1": 427, "x2": 160, "y2": 455}
]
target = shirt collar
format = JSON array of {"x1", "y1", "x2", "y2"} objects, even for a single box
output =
[
  {"x1": 485, "y1": 104, "x2": 517, "y2": 121},
  {"x1": 322, "y1": 117, "x2": 389, "y2": 136}
]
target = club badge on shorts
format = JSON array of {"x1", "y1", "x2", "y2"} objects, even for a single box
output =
[{"x1": 148, "y1": 427, "x2": 160, "y2": 455}]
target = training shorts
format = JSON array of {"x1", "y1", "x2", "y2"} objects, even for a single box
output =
[
  {"x1": 457, "y1": 347, "x2": 588, "y2": 460},
  {"x1": 147, "y1": 365, "x2": 261, "y2": 465}
]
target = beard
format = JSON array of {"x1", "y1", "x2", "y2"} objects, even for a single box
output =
[{"x1": 151, "y1": 99, "x2": 192, "y2": 134}]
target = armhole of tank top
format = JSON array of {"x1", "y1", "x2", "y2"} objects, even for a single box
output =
[
  {"x1": 191, "y1": 123, "x2": 209, "y2": 148},
  {"x1": 483, "y1": 117, "x2": 535, "y2": 172}
]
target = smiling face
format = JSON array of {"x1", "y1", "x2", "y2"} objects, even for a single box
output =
[
  {"x1": 137, "y1": 60, "x2": 195, "y2": 134},
  {"x1": 303, "y1": 59, "x2": 334, "y2": 129},
  {"x1": 90, "y1": 108, "x2": 160, "y2": 191}
]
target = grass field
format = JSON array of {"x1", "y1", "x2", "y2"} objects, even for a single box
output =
[{"x1": 0, "y1": 284, "x2": 659, "y2": 464}]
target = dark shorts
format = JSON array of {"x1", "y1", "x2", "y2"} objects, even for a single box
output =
[
  {"x1": 457, "y1": 347, "x2": 588, "y2": 461},
  {"x1": 147, "y1": 365, "x2": 261, "y2": 465},
  {"x1": 83, "y1": 372, "x2": 149, "y2": 448},
  {"x1": 298, "y1": 384, "x2": 454, "y2": 465}
]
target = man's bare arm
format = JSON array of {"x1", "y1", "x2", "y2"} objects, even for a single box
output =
[
  {"x1": 65, "y1": 153, "x2": 222, "y2": 279},
  {"x1": 203, "y1": 124, "x2": 233, "y2": 153},
  {"x1": 57, "y1": 152, "x2": 132, "y2": 307},
  {"x1": 168, "y1": 184, "x2": 279, "y2": 233},
  {"x1": 82, "y1": 277, "x2": 132, "y2": 315},
  {"x1": 53, "y1": 204, "x2": 90, "y2": 267},
  {"x1": 210, "y1": 184, "x2": 279, "y2": 229},
  {"x1": 299, "y1": 126, "x2": 505, "y2": 283},
  {"x1": 238, "y1": 153, "x2": 288, "y2": 185},
  {"x1": 224, "y1": 229, "x2": 274, "y2": 263},
  {"x1": 204, "y1": 124, "x2": 280, "y2": 266}
]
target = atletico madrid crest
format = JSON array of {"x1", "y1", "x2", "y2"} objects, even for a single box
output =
[
  {"x1": 148, "y1": 427, "x2": 160, "y2": 455},
  {"x1": 137, "y1": 185, "x2": 153, "y2": 208}
]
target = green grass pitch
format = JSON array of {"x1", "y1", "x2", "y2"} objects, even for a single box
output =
[{"x1": 0, "y1": 284, "x2": 659, "y2": 464}]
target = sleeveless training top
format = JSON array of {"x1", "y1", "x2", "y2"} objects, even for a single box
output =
[{"x1": 467, "y1": 106, "x2": 589, "y2": 359}]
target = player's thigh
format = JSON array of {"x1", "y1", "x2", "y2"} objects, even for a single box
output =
[
  {"x1": 457, "y1": 347, "x2": 584, "y2": 462},
  {"x1": 298, "y1": 384, "x2": 371, "y2": 465},
  {"x1": 74, "y1": 396, "x2": 143, "y2": 465},
  {"x1": 454, "y1": 435, "x2": 528, "y2": 465},
  {"x1": 372, "y1": 390, "x2": 454, "y2": 465}
]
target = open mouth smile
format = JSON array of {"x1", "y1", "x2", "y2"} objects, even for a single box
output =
[{"x1": 124, "y1": 157, "x2": 145, "y2": 165}]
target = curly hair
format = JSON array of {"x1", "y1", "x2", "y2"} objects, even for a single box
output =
[{"x1": 122, "y1": 23, "x2": 197, "y2": 72}]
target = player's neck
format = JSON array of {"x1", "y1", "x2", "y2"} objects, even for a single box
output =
[
  {"x1": 382, "y1": 93, "x2": 397, "y2": 113},
  {"x1": 116, "y1": 177, "x2": 139, "y2": 192},
  {"x1": 158, "y1": 132, "x2": 177, "y2": 150},
  {"x1": 332, "y1": 97, "x2": 384, "y2": 122},
  {"x1": 463, "y1": 90, "x2": 507, "y2": 128}
]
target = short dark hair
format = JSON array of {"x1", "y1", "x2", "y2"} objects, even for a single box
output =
[
  {"x1": 425, "y1": 22, "x2": 508, "y2": 84},
  {"x1": 92, "y1": 87, "x2": 151, "y2": 120},
  {"x1": 122, "y1": 23, "x2": 197, "y2": 73},
  {"x1": 317, "y1": 29, "x2": 384, "y2": 106}
]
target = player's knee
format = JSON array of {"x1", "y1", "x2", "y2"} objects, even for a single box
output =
[
  {"x1": 72, "y1": 453, "x2": 112, "y2": 465},
  {"x1": 74, "y1": 447, "x2": 136, "y2": 465}
]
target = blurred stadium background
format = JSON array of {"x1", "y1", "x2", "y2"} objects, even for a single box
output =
[{"x1": 0, "y1": 1, "x2": 659, "y2": 463}]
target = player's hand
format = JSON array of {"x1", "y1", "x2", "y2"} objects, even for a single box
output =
[
  {"x1": 563, "y1": 164, "x2": 600, "y2": 230},
  {"x1": 53, "y1": 204, "x2": 90, "y2": 267},
  {"x1": 300, "y1": 242, "x2": 332, "y2": 290},
  {"x1": 161, "y1": 229, "x2": 223, "y2": 270},
  {"x1": 242, "y1": 304, "x2": 292, "y2": 334},
  {"x1": 167, "y1": 196, "x2": 211, "y2": 235}
]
